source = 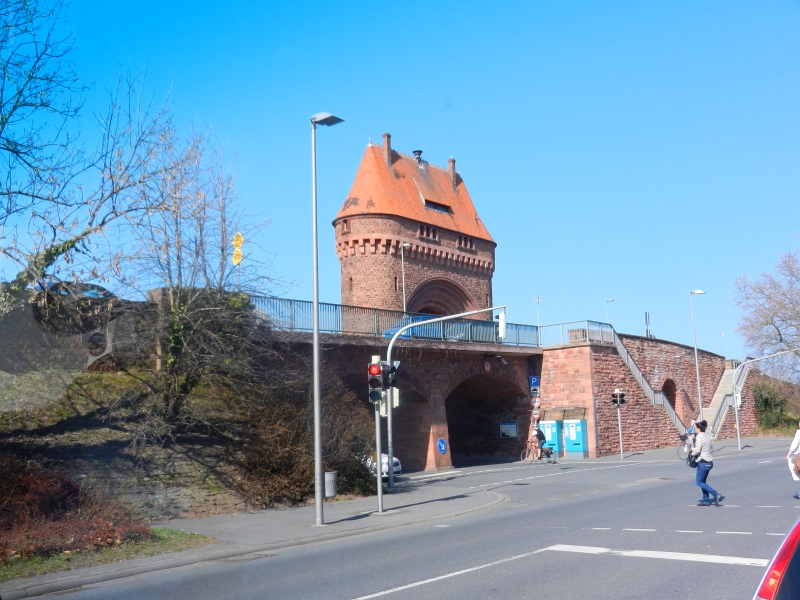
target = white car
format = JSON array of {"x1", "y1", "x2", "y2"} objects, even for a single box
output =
[{"x1": 364, "y1": 453, "x2": 402, "y2": 479}]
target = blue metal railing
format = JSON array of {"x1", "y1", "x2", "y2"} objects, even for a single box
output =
[{"x1": 251, "y1": 296, "x2": 615, "y2": 349}]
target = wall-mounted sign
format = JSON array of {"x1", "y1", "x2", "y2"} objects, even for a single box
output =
[
  {"x1": 530, "y1": 397, "x2": 540, "y2": 408},
  {"x1": 500, "y1": 421, "x2": 518, "y2": 438},
  {"x1": 437, "y1": 438, "x2": 447, "y2": 454}
]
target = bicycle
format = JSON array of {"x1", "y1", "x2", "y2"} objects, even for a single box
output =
[
  {"x1": 677, "y1": 433, "x2": 713, "y2": 460},
  {"x1": 677, "y1": 434, "x2": 693, "y2": 460},
  {"x1": 521, "y1": 440, "x2": 557, "y2": 464}
]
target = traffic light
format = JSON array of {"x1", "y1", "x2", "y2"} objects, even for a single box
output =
[
  {"x1": 381, "y1": 361, "x2": 398, "y2": 389},
  {"x1": 368, "y1": 361, "x2": 382, "y2": 403},
  {"x1": 611, "y1": 389, "x2": 626, "y2": 405}
]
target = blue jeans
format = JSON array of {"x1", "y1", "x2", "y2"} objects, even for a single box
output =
[{"x1": 696, "y1": 461, "x2": 718, "y2": 501}]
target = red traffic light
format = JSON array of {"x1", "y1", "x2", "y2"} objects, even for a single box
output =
[{"x1": 369, "y1": 364, "x2": 381, "y2": 376}]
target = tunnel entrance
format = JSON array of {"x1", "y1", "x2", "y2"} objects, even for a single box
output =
[{"x1": 444, "y1": 374, "x2": 529, "y2": 467}]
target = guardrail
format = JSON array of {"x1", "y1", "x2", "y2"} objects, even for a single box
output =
[
  {"x1": 251, "y1": 296, "x2": 539, "y2": 346},
  {"x1": 538, "y1": 320, "x2": 614, "y2": 346}
]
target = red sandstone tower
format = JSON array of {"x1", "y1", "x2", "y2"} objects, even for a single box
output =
[{"x1": 333, "y1": 133, "x2": 495, "y2": 316}]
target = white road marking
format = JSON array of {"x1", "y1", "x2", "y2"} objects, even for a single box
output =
[
  {"x1": 716, "y1": 531, "x2": 752, "y2": 535},
  {"x1": 757, "y1": 506, "x2": 781, "y2": 508},
  {"x1": 547, "y1": 545, "x2": 767, "y2": 567},
  {"x1": 675, "y1": 530, "x2": 703, "y2": 533},
  {"x1": 350, "y1": 548, "x2": 548, "y2": 599},
  {"x1": 623, "y1": 528, "x2": 655, "y2": 532},
  {"x1": 434, "y1": 525, "x2": 450, "y2": 528},
  {"x1": 759, "y1": 461, "x2": 773, "y2": 464},
  {"x1": 767, "y1": 533, "x2": 786, "y2": 536},
  {"x1": 409, "y1": 471, "x2": 462, "y2": 480},
  {"x1": 592, "y1": 527, "x2": 611, "y2": 530}
]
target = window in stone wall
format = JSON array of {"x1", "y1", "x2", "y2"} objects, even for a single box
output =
[
  {"x1": 342, "y1": 219, "x2": 348, "y2": 233},
  {"x1": 395, "y1": 277, "x2": 399, "y2": 292}
]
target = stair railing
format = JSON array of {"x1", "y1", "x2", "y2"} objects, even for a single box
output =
[{"x1": 710, "y1": 359, "x2": 754, "y2": 439}]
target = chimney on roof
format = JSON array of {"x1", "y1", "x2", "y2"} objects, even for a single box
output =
[
  {"x1": 413, "y1": 150, "x2": 423, "y2": 163},
  {"x1": 448, "y1": 157, "x2": 456, "y2": 188},
  {"x1": 382, "y1": 133, "x2": 392, "y2": 166}
]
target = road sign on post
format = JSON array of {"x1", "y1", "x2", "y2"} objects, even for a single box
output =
[{"x1": 532, "y1": 409, "x2": 540, "y2": 420}]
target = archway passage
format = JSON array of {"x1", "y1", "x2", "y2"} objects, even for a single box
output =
[
  {"x1": 445, "y1": 374, "x2": 528, "y2": 467},
  {"x1": 407, "y1": 278, "x2": 477, "y2": 316},
  {"x1": 662, "y1": 379, "x2": 677, "y2": 410}
]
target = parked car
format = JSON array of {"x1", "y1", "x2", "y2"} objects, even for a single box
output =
[
  {"x1": 753, "y1": 516, "x2": 800, "y2": 599},
  {"x1": 364, "y1": 453, "x2": 402, "y2": 479}
]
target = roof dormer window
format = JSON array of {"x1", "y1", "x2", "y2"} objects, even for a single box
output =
[{"x1": 424, "y1": 200, "x2": 451, "y2": 214}]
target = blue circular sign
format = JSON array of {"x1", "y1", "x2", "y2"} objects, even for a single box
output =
[{"x1": 437, "y1": 438, "x2": 447, "y2": 454}]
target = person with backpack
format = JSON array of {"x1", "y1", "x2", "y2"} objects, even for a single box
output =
[
  {"x1": 691, "y1": 420, "x2": 724, "y2": 506},
  {"x1": 785, "y1": 419, "x2": 800, "y2": 499}
]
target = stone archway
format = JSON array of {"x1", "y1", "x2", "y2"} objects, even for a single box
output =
[
  {"x1": 444, "y1": 373, "x2": 529, "y2": 467},
  {"x1": 407, "y1": 278, "x2": 477, "y2": 316}
]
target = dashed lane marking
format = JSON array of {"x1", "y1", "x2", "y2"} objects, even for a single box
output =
[
  {"x1": 674, "y1": 530, "x2": 703, "y2": 533},
  {"x1": 716, "y1": 531, "x2": 752, "y2": 535},
  {"x1": 623, "y1": 528, "x2": 656, "y2": 532},
  {"x1": 757, "y1": 506, "x2": 781, "y2": 508},
  {"x1": 767, "y1": 533, "x2": 786, "y2": 536},
  {"x1": 409, "y1": 471, "x2": 462, "y2": 480},
  {"x1": 592, "y1": 527, "x2": 611, "y2": 530},
  {"x1": 759, "y1": 461, "x2": 773, "y2": 464}
]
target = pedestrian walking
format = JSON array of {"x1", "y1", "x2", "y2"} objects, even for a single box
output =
[
  {"x1": 691, "y1": 420, "x2": 724, "y2": 506},
  {"x1": 785, "y1": 419, "x2": 800, "y2": 499}
]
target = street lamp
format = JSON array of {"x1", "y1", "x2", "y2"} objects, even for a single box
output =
[
  {"x1": 401, "y1": 243, "x2": 412, "y2": 312},
  {"x1": 310, "y1": 111, "x2": 343, "y2": 527},
  {"x1": 606, "y1": 299, "x2": 615, "y2": 323},
  {"x1": 690, "y1": 290, "x2": 706, "y2": 423}
]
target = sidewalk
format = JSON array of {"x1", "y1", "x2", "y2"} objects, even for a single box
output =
[{"x1": 0, "y1": 482, "x2": 502, "y2": 600}]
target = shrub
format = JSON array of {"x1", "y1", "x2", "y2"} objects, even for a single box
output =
[
  {"x1": 753, "y1": 382, "x2": 796, "y2": 429},
  {"x1": 0, "y1": 459, "x2": 152, "y2": 563}
]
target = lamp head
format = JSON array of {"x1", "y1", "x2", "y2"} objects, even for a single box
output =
[
  {"x1": 402, "y1": 243, "x2": 412, "y2": 249},
  {"x1": 690, "y1": 290, "x2": 706, "y2": 295},
  {"x1": 310, "y1": 112, "x2": 344, "y2": 127}
]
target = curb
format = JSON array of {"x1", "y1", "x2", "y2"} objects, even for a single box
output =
[{"x1": 0, "y1": 491, "x2": 505, "y2": 599}]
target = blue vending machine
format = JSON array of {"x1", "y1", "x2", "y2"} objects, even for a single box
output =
[
  {"x1": 564, "y1": 419, "x2": 589, "y2": 459},
  {"x1": 539, "y1": 420, "x2": 563, "y2": 457}
]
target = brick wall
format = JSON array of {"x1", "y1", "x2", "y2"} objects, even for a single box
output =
[
  {"x1": 335, "y1": 215, "x2": 494, "y2": 314},
  {"x1": 590, "y1": 346, "x2": 683, "y2": 456},
  {"x1": 619, "y1": 334, "x2": 725, "y2": 422}
]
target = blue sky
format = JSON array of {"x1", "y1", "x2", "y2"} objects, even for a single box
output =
[{"x1": 55, "y1": 1, "x2": 800, "y2": 359}]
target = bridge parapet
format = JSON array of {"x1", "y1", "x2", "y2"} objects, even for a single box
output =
[{"x1": 252, "y1": 296, "x2": 618, "y2": 349}]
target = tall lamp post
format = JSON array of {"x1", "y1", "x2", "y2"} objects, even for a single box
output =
[
  {"x1": 310, "y1": 112, "x2": 343, "y2": 527},
  {"x1": 606, "y1": 299, "x2": 615, "y2": 323},
  {"x1": 401, "y1": 243, "x2": 412, "y2": 312},
  {"x1": 690, "y1": 290, "x2": 706, "y2": 423}
]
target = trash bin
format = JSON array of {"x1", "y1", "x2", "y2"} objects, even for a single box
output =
[{"x1": 324, "y1": 471, "x2": 338, "y2": 498}]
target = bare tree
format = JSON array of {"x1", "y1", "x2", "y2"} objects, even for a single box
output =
[
  {"x1": 0, "y1": 0, "x2": 84, "y2": 224},
  {"x1": 735, "y1": 251, "x2": 800, "y2": 381},
  {"x1": 1, "y1": 71, "x2": 185, "y2": 313}
]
